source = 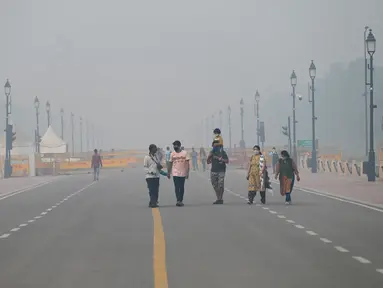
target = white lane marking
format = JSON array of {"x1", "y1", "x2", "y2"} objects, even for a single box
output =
[
  {"x1": 41, "y1": 212, "x2": 47, "y2": 215},
  {"x1": 269, "y1": 210, "x2": 277, "y2": 214},
  {"x1": 277, "y1": 215, "x2": 286, "y2": 219},
  {"x1": 320, "y1": 238, "x2": 332, "y2": 243},
  {"x1": 0, "y1": 180, "x2": 54, "y2": 201},
  {"x1": 46, "y1": 208, "x2": 52, "y2": 211},
  {"x1": 10, "y1": 228, "x2": 20, "y2": 232},
  {"x1": 0, "y1": 233, "x2": 10, "y2": 239},
  {"x1": 52, "y1": 206, "x2": 56, "y2": 208},
  {"x1": 306, "y1": 231, "x2": 318, "y2": 236},
  {"x1": 352, "y1": 256, "x2": 371, "y2": 264},
  {"x1": 334, "y1": 246, "x2": 349, "y2": 253},
  {"x1": 286, "y1": 220, "x2": 295, "y2": 223},
  {"x1": 376, "y1": 269, "x2": 383, "y2": 274},
  {"x1": 280, "y1": 181, "x2": 383, "y2": 213},
  {"x1": 28, "y1": 220, "x2": 35, "y2": 223},
  {"x1": 295, "y1": 225, "x2": 305, "y2": 229},
  {"x1": 262, "y1": 207, "x2": 269, "y2": 210},
  {"x1": 55, "y1": 203, "x2": 60, "y2": 205},
  {"x1": 19, "y1": 224, "x2": 28, "y2": 227},
  {"x1": 34, "y1": 216, "x2": 42, "y2": 219}
]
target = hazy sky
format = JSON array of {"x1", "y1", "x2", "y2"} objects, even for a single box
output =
[{"x1": 1, "y1": 0, "x2": 382, "y2": 150}]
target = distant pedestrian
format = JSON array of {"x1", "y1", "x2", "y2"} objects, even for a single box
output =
[
  {"x1": 191, "y1": 147, "x2": 198, "y2": 171},
  {"x1": 200, "y1": 146, "x2": 207, "y2": 171},
  {"x1": 246, "y1": 145, "x2": 267, "y2": 204},
  {"x1": 275, "y1": 150, "x2": 300, "y2": 205},
  {"x1": 165, "y1": 146, "x2": 171, "y2": 167},
  {"x1": 144, "y1": 144, "x2": 162, "y2": 208},
  {"x1": 207, "y1": 146, "x2": 229, "y2": 204},
  {"x1": 91, "y1": 149, "x2": 103, "y2": 181},
  {"x1": 167, "y1": 140, "x2": 190, "y2": 206},
  {"x1": 271, "y1": 147, "x2": 279, "y2": 174}
]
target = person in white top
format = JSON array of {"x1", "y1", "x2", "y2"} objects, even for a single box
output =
[{"x1": 144, "y1": 144, "x2": 162, "y2": 208}]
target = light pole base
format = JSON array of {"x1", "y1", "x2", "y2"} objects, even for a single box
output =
[{"x1": 367, "y1": 150, "x2": 376, "y2": 182}]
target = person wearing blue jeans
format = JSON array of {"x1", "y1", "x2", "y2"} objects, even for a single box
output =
[
  {"x1": 91, "y1": 149, "x2": 103, "y2": 181},
  {"x1": 191, "y1": 148, "x2": 198, "y2": 171}
]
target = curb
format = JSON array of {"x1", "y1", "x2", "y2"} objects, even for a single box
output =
[{"x1": 270, "y1": 179, "x2": 383, "y2": 212}]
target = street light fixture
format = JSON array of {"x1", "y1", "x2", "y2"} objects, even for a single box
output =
[
  {"x1": 240, "y1": 98, "x2": 245, "y2": 149},
  {"x1": 290, "y1": 70, "x2": 297, "y2": 87},
  {"x1": 290, "y1": 70, "x2": 297, "y2": 162},
  {"x1": 34, "y1": 96, "x2": 40, "y2": 109},
  {"x1": 4, "y1": 79, "x2": 12, "y2": 178},
  {"x1": 34, "y1": 96, "x2": 40, "y2": 153},
  {"x1": 255, "y1": 90, "x2": 260, "y2": 145},
  {"x1": 366, "y1": 29, "x2": 376, "y2": 55},
  {"x1": 365, "y1": 29, "x2": 377, "y2": 182},
  {"x1": 309, "y1": 60, "x2": 317, "y2": 173},
  {"x1": 46, "y1": 101, "x2": 51, "y2": 127},
  {"x1": 60, "y1": 108, "x2": 64, "y2": 140}
]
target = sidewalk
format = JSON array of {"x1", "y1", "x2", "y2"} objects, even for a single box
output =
[
  {"x1": 232, "y1": 168, "x2": 383, "y2": 208},
  {"x1": 0, "y1": 176, "x2": 60, "y2": 197},
  {"x1": 292, "y1": 170, "x2": 383, "y2": 208}
]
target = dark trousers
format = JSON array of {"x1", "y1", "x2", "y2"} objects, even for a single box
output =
[
  {"x1": 248, "y1": 191, "x2": 266, "y2": 204},
  {"x1": 173, "y1": 176, "x2": 186, "y2": 202},
  {"x1": 146, "y1": 178, "x2": 160, "y2": 205}
]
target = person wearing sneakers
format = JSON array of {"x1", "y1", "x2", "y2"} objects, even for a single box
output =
[
  {"x1": 167, "y1": 140, "x2": 190, "y2": 206},
  {"x1": 207, "y1": 145, "x2": 229, "y2": 204}
]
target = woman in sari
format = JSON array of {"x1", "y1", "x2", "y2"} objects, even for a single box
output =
[
  {"x1": 246, "y1": 145, "x2": 267, "y2": 204},
  {"x1": 275, "y1": 150, "x2": 300, "y2": 204}
]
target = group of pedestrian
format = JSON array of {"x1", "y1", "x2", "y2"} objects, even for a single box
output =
[
  {"x1": 189, "y1": 147, "x2": 207, "y2": 171},
  {"x1": 144, "y1": 130, "x2": 300, "y2": 208}
]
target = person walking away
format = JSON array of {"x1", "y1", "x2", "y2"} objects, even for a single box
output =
[
  {"x1": 275, "y1": 150, "x2": 300, "y2": 205},
  {"x1": 246, "y1": 145, "x2": 267, "y2": 204},
  {"x1": 167, "y1": 140, "x2": 190, "y2": 206},
  {"x1": 144, "y1": 144, "x2": 162, "y2": 208},
  {"x1": 165, "y1": 146, "x2": 171, "y2": 168},
  {"x1": 191, "y1": 147, "x2": 198, "y2": 171},
  {"x1": 91, "y1": 149, "x2": 103, "y2": 181},
  {"x1": 207, "y1": 147, "x2": 229, "y2": 204},
  {"x1": 200, "y1": 146, "x2": 207, "y2": 171},
  {"x1": 271, "y1": 147, "x2": 279, "y2": 174}
]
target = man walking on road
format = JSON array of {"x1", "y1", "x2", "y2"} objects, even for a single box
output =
[
  {"x1": 191, "y1": 147, "x2": 198, "y2": 171},
  {"x1": 167, "y1": 140, "x2": 190, "y2": 206},
  {"x1": 207, "y1": 147, "x2": 229, "y2": 204},
  {"x1": 91, "y1": 149, "x2": 103, "y2": 181}
]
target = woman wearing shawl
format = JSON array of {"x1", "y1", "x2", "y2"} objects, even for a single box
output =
[
  {"x1": 275, "y1": 150, "x2": 300, "y2": 204},
  {"x1": 246, "y1": 145, "x2": 267, "y2": 204}
]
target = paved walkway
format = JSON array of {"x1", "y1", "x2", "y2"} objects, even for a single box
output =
[
  {"x1": 233, "y1": 168, "x2": 383, "y2": 208},
  {"x1": 0, "y1": 176, "x2": 60, "y2": 197}
]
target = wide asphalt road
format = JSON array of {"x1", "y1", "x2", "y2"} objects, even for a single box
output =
[{"x1": 0, "y1": 168, "x2": 382, "y2": 287}]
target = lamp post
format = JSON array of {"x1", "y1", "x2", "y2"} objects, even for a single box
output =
[
  {"x1": 86, "y1": 119, "x2": 89, "y2": 152},
  {"x1": 239, "y1": 98, "x2": 245, "y2": 148},
  {"x1": 290, "y1": 70, "x2": 297, "y2": 162},
  {"x1": 366, "y1": 29, "x2": 377, "y2": 182},
  {"x1": 71, "y1": 112, "x2": 75, "y2": 156},
  {"x1": 46, "y1": 101, "x2": 51, "y2": 127},
  {"x1": 364, "y1": 26, "x2": 369, "y2": 156},
  {"x1": 34, "y1": 96, "x2": 40, "y2": 153},
  {"x1": 80, "y1": 116, "x2": 83, "y2": 153},
  {"x1": 228, "y1": 105, "x2": 232, "y2": 152},
  {"x1": 60, "y1": 108, "x2": 64, "y2": 140},
  {"x1": 309, "y1": 60, "x2": 317, "y2": 173},
  {"x1": 4, "y1": 79, "x2": 11, "y2": 178},
  {"x1": 254, "y1": 90, "x2": 260, "y2": 145},
  {"x1": 92, "y1": 124, "x2": 95, "y2": 149},
  {"x1": 219, "y1": 110, "x2": 223, "y2": 130}
]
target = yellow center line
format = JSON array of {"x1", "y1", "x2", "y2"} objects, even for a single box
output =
[{"x1": 152, "y1": 208, "x2": 169, "y2": 288}]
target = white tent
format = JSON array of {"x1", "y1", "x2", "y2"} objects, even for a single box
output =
[{"x1": 40, "y1": 125, "x2": 67, "y2": 154}]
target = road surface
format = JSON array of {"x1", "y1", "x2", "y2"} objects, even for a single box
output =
[{"x1": 0, "y1": 168, "x2": 382, "y2": 287}]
